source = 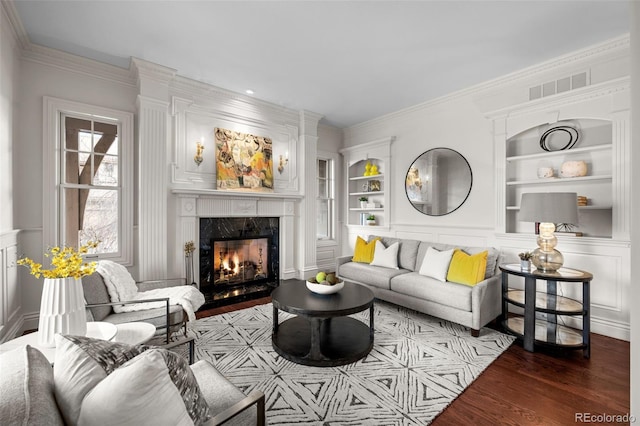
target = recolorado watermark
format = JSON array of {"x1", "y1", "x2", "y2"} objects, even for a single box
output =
[{"x1": 575, "y1": 412, "x2": 636, "y2": 423}]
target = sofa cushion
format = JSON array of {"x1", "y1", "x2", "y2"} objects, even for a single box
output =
[
  {"x1": 370, "y1": 240, "x2": 399, "y2": 269},
  {"x1": 352, "y1": 236, "x2": 380, "y2": 263},
  {"x1": 78, "y1": 349, "x2": 211, "y2": 425},
  {"x1": 390, "y1": 272, "x2": 473, "y2": 312},
  {"x1": 374, "y1": 236, "x2": 421, "y2": 270},
  {"x1": 447, "y1": 249, "x2": 488, "y2": 286},
  {"x1": 0, "y1": 345, "x2": 64, "y2": 426},
  {"x1": 339, "y1": 261, "x2": 410, "y2": 290},
  {"x1": 418, "y1": 247, "x2": 455, "y2": 282},
  {"x1": 53, "y1": 334, "x2": 149, "y2": 425}
]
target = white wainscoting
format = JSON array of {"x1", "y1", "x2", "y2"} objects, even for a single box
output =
[{"x1": 0, "y1": 230, "x2": 21, "y2": 342}]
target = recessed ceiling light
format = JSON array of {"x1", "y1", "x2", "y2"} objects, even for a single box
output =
[{"x1": 245, "y1": 89, "x2": 254, "y2": 95}]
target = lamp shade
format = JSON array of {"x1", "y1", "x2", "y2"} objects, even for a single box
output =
[{"x1": 519, "y1": 192, "x2": 578, "y2": 224}]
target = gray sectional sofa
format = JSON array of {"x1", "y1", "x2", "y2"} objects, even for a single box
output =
[{"x1": 336, "y1": 236, "x2": 502, "y2": 336}]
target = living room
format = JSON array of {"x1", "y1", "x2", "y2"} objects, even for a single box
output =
[{"x1": 1, "y1": 1, "x2": 638, "y2": 424}]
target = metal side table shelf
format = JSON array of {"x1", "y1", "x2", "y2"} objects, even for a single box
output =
[{"x1": 499, "y1": 263, "x2": 592, "y2": 358}]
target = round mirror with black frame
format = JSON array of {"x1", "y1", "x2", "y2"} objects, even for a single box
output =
[{"x1": 405, "y1": 148, "x2": 473, "y2": 216}]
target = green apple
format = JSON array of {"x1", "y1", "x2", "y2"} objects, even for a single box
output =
[{"x1": 315, "y1": 271, "x2": 326, "y2": 283}]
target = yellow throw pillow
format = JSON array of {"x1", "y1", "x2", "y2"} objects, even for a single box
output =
[
  {"x1": 351, "y1": 236, "x2": 380, "y2": 264},
  {"x1": 446, "y1": 249, "x2": 488, "y2": 286}
]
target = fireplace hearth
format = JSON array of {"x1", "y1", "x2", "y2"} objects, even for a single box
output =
[{"x1": 199, "y1": 217, "x2": 279, "y2": 308}]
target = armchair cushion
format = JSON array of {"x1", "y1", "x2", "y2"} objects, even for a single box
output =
[{"x1": 78, "y1": 349, "x2": 211, "y2": 425}]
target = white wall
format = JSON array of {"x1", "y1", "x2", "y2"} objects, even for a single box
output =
[
  {"x1": 630, "y1": 0, "x2": 639, "y2": 418},
  {"x1": 0, "y1": 3, "x2": 20, "y2": 340},
  {"x1": 13, "y1": 56, "x2": 136, "y2": 329},
  {"x1": 342, "y1": 37, "x2": 631, "y2": 341},
  {"x1": 343, "y1": 89, "x2": 496, "y2": 233}
]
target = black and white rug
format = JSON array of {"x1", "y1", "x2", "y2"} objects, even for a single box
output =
[{"x1": 189, "y1": 301, "x2": 514, "y2": 425}]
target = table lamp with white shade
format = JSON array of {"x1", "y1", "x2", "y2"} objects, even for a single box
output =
[{"x1": 519, "y1": 192, "x2": 578, "y2": 272}]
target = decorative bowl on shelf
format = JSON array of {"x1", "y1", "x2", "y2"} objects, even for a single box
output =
[{"x1": 306, "y1": 279, "x2": 344, "y2": 294}]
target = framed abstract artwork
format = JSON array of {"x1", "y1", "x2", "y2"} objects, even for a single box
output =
[{"x1": 215, "y1": 127, "x2": 274, "y2": 191}]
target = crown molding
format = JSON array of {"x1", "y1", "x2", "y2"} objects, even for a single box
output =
[
  {"x1": 131, "y1": 57, "x2": 177, "y2": 85},
  {"x1": 22, "y1": 44, "x2": 136, "y2": 87},
  {"x1": 1, "y1": 0, "x2": 30, "y2": 50},
  {"x1": 347, "y1": 34, "x2": 630, "y2": 131},
  {"x1": 3, "y1": 1, "x2": 136, "y2": 87},
  {"x1": 172, "y1": 74, "x2": 300, "y2": 124},
  {"x1": 484, "y1": 76, "x2": 630, "y2": 119}
]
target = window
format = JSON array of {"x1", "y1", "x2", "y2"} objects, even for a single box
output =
[
  {"x1": 317, "y1": 155, "x2": 336, "y2": 240},
  {"x1": 44, "y1": 97, "x2": 133, "y2": 264}
]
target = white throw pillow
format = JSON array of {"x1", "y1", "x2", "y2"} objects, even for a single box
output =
[
  {"x1": 418, "y1": 246, "x2": 455, "y2": 281},
  {"x1": 370, "y1": 240, "x2": 399, "y2": 269},
  {"x1": 53, "y1": 335, "x2": 148, "y2": 425},
  {"x1": 78, "y1": 350, "x2": 202, "y2": 426}
]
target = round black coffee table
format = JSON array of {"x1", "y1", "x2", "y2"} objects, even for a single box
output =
[{"x1": 271, "y1": 280, "x2": 374, "y2": 367}]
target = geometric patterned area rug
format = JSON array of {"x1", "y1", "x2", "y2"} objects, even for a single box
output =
[{"x1": 189, "y1": 301, "x2": 515, "y2": 425}]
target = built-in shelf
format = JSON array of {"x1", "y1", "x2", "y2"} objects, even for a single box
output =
[
  {"x1": 340, "y1": 137, "x2": 393, "y2": 229},
  {"x1": 349, "y1": 191, "x2": 385, "y2": 196},
  {"x1": 349, "y1": 174, "x2": 383, "y2": 181},
  {"x1": 507, "y1": 205, "x2": 612, "y2": 211},
  {"x1": 506, "y1": 143, "x2": 611, "y2": 162},
  {"x1": 506, "y1": 175, "x2": 612, "y2": 186}
]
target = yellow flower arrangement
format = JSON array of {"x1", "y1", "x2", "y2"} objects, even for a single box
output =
[{"x1": 17, "y1": 241, "x2": 99, "y2": 279}]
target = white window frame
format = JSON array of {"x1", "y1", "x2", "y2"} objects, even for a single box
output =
[
  {"x1": 317, "y1": 151, "x2": 338, "y2": 243},
  {"x1": 43, "y1": 97, "x2": 134, "y2": 265}
]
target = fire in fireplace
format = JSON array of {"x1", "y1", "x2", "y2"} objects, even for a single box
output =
[
  {"x1": 199, "y1": 217, "x2": 279, "y2": 308},
  {"x1": 213, "y1": 237, "x2": 269, "y2": 285}
]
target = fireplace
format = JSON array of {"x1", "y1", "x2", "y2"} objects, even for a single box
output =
[{"x1": 199, "y1": 217, "x2": 279, "y2": 308}]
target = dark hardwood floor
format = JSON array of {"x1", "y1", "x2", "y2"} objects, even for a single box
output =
[{"x1": 197, "y1": 297, "x2": 631, "y2": 425}]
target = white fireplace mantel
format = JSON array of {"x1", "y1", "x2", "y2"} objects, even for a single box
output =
[
  {"x1": 171, "y1": 188, "x2": 302, "y2": 284},
  {"x1": 171, "y1": 188, "x2": 303, "y2": 200}
]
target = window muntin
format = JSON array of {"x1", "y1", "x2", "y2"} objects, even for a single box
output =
[{"x1": 60, "y1": 115, "x2": 121, "y2": 256}]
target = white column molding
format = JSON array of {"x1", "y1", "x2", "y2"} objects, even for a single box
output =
[
  {"x1": 611, "y1": 111, "x2": 631, "y2": 240},
  {"x1": 133, "y1": 57, "x2": 176, "y2": 281},
  {"x1": 296, "y1": 110, "x2": 323, "y2": 278},
  {"x1": 137, "y1": 95, "x2": 170, "y2": 280}
]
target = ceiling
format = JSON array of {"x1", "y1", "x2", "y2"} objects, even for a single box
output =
[{"x1": 12, "y1": 1, "x2": 630, "y2": 128}]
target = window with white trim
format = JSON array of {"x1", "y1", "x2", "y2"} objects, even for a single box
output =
[
  {"x1": 44, "y1": 97, "x2": 133, "y2": 264},
  {"x1": 317, "y1": 156, "x2": 336, "y2": 240}
]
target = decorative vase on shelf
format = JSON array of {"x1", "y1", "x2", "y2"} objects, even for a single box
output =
[
  {"x1": 370, "y1": 164, "x2": 378, "y2": 175},
  {"x1": 363, "y1": 161, "x2": 372, "y2": 176},
  {"x1": 38, "y1": 277, "x2": 87, "y2": 347}
]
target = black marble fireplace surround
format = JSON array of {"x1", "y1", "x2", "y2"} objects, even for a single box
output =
[{"x1": 199, "y1": 217, "x2": 279, "y2": 308}]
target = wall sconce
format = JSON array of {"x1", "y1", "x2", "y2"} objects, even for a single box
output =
[
  {"x1": 278, "y1": 153, "x2": 289, "y2": 174},
  {"x1": 194, "y1": 139, "x2": 204, "y2": 166}
]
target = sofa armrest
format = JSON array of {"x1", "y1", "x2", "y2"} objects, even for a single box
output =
[
  {"x1": 470, "y1": 274, "x2": 502, "y2": 332},
  {"x1": 202, "y1": 390, "x2": 265, "y2": 426},
  {"x1": 336, "y1": 255, "x2": 352, "y2": 277},
  {"x1": 85, "y1": 297, "x2": 172, "y2": 344}
]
